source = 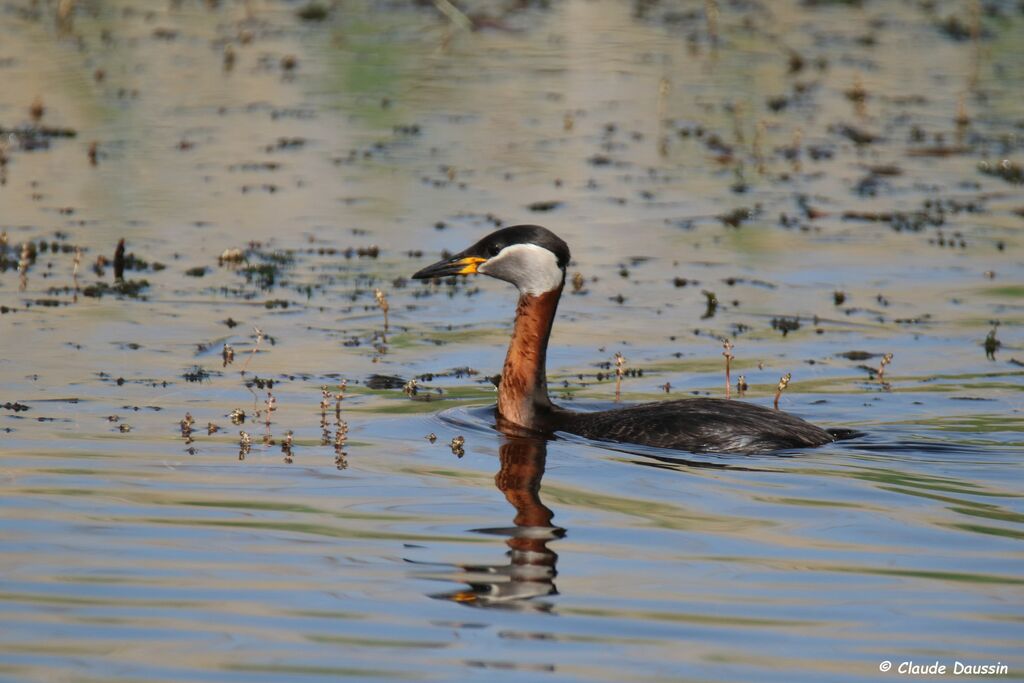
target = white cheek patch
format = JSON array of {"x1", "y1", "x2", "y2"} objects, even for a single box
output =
[{"x1": 479, "y1": 243, "x2": 564, "y2": 296}]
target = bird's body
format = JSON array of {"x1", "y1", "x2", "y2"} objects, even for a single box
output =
[
  {"x1": 543, "y1": 399, "x2": 833, "y2": 454},
  {"x1": 413, "y1": 225, "x2": 840, "y2": 455}
]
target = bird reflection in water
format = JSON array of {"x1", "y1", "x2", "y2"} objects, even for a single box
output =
[{"x1": 428, "y1": 428, "x2": 563, "y2": 611}]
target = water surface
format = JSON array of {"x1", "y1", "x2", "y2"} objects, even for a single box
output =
[{"x1": 1, "y1": 0, "x2": 1023, "y2": 681}]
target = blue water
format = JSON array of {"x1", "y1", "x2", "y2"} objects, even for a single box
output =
[{"x1": 1, "y1": 0, "x2": 1023, "y2": 681}]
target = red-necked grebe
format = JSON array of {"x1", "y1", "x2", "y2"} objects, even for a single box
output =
[{"x1": 412, "y1": 225, "x2": 839, "y2": 454}]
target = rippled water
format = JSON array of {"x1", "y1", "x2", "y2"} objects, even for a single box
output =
[{"x1": 1, "y1": 0, "x2": 1023, "y2": 681}]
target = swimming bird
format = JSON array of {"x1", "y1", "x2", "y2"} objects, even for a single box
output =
[{"x1": 412, "y1": 225, "x2": 841, "y2": 454}]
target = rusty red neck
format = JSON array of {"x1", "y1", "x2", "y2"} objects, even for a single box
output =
[{"x1": 497, "y1": 287, "x2": 562, "y2": 429}]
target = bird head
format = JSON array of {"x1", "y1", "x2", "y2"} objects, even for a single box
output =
[{"x1": 412, "y1": 225, "x2": 570, "y2": 296}]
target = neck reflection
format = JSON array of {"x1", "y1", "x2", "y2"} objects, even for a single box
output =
[{"x1": 432, "y1": 434, "x2": 563, "y2": 610}]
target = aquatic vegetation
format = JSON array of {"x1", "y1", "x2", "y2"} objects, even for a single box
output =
[
  {"x1": 0, "y1": 124, "x2": 77, "y2": 151},
  {"x1": 701, "y1": 290, "x2": 718, "y2": 319},
  {"x1": 984, "y1": 325, "x2": 1001, "y2": 361},
  {"x1": 978, "y1": 159, "x2": 1023, "y2": 185},
  {"x1": 296, "y1": 2, "x2": 329, "y2": 22},
  {"x1": 771, "y1": 316, "x2": 801, "y2": 336},
  {"x1": 717, "y1": 207, "x2": 751, "y2": 228},
  {"x1": 613, "y1": 352, "x2": 626, "y2": 402},
  {"x1": 722, "y1": 339, "x2": 734, "y2": 398},
  {"x1": 182, "y1": 366, "x2": 215, "y2": 383},
  {"x1": 877, "y1": 353, "x2": 894, "y2": 380},
  {"x1": 240, "y1": 328, "x2": 265, "y2": 373},
  {"x1": 238, "y1": 430, "x2": 252, "y2": 459},
  {"x1": 374, "y1": 288, "x2": 390, "y2": 332},
  {"x1": 222, "y1": 344, "x2": 235, "y2": 367},
  {"x1": 774, "y1": 373, "x2": 792, "y2": 410},
  {"x1": 1, "y1": 1, "x2": 1021, "y2": 680},
  {"x1": 81, "y1": 279, "x2": 150, "y2": 298},
  {"x1": 17, "y1": 242, "x2": 30, "y2": 291}
]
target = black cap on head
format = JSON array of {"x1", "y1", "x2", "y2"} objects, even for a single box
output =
[
  {"x1": 466, "y1": 225, "x2": 571, "y2": 269},
  {"x1": 412, "y1": 224, "x2": 571, "y2": 280}
]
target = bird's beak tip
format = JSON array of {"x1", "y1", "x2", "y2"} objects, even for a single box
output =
[{"x1": 412, "y1": 256, "x2": 486, "y2": 280}]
